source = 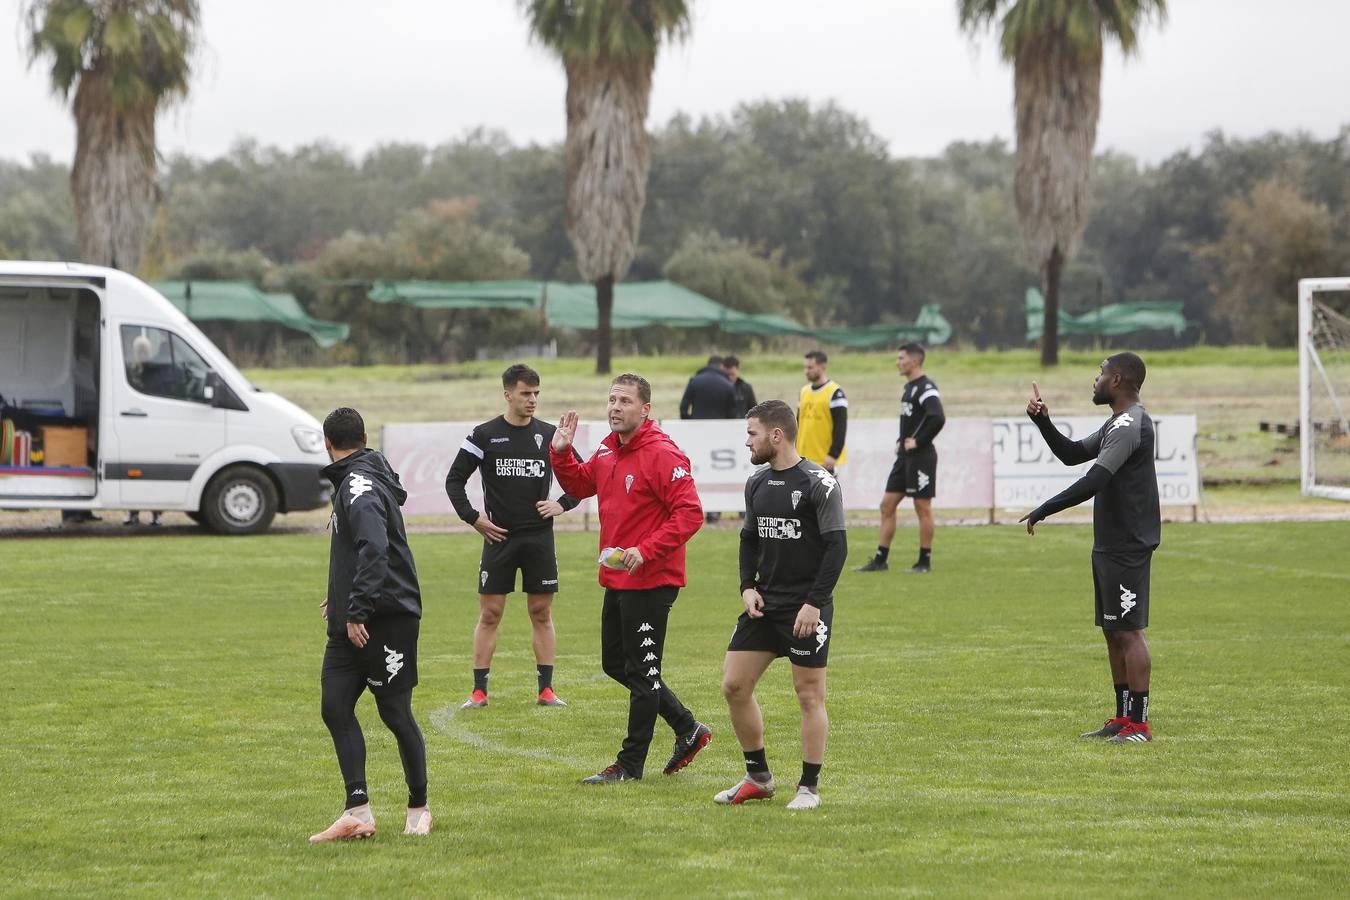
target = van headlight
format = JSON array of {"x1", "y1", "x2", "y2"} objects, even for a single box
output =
[{"x1": 292, "y1": 426, "x2": 326, "y2": 454}]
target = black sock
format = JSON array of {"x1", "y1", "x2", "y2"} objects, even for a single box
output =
[
  {"x1": 1114, "y1": 683, "x2": 1129, "y2": 719},
  {"x1": 800, "y1": 762, "x2": 822, "y2": 789},
  {"x1": 875, "y1": 546, "x2": 889, "y2": 562},
  {"x1": 1128, "y1": 690, "x2": 1149, "y2": 724},
  {"x1": 473, "y1": 668, "x2": 489, "y2": 693},
  {"x1": 408, "y1": 783, "x2": 428, "y2": 808},
  {"x1": 744, "y1": 747, "x2": 770, "y2": 781},
  {"x1": 537, "y1": 664, "x2": 554, "y2": 693},
  {"x1": 345, "y1": 781, "x2": 369, "y2": 809},
  {"x1": 918, "y1": 547, "x2": 931, "y2": 563}
]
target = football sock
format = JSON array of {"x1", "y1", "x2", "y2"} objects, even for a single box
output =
[
  {"x1": 1128, "y1": 690, "x2": 1149, "y2": 724},
  {"x1": 1114, "y1": 683, "x2": 1129, "y2": 719},
  {"x1": 537, "y1": 664, "x2": 554, "y2": 693},
  {"x1": 345, "y1": 782, "x2": 370, "y2": 810},
  {"x1": 918, "y1": 547, "x2": 931, "y2": 563},
  {"x1": 744, "y1": 747, "x2": 770, "y2": 781},
  {"x1": 800, "y1": 762, "x2": 822, "y2": 789},
  {"x1": 875, "y1": 546, "x2": 890, "y2": 562},
  {"x1": 473, "y1": 668, "x2": 489, "y2": 693}
]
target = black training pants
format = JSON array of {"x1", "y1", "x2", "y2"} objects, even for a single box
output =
[
  {"x1": 321, "y1": 635, "x2": 427, "y2": 808},
  {"x1": 600, "y1": 586, "x2": 697, "y2": 776}
]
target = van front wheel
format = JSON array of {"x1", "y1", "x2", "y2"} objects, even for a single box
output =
[{"x1": 203, "y1": 465, "x2": 278, "y2": 535}]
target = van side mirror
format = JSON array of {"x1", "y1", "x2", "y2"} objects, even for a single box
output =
[
  {"x1": 205, "y1": 370, "x2": 220, "y2": 403},
  {"x1": 205, "y1": 371, "x2": 248, "y2": 411}
]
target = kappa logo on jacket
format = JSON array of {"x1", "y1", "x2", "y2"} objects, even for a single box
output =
[
  {"x1": 671, "y1": 466, "x2": 689, "y2": 481},
  {"x1": 348, "y1": 473, "x2": 374, "y2": 501}
]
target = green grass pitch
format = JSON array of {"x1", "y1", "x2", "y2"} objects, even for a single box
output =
[{"x1": 2, "y1": 522, "x2": 1347, "y2": 897}]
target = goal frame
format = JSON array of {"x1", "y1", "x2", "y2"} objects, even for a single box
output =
[{"x1": 1299, "y1": 276, "x2": 1350, "y2": 501}]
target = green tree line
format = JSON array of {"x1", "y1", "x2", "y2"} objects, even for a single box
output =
[{"x1": 3, "y1": 106, "x2": 1347, "y2": 355}]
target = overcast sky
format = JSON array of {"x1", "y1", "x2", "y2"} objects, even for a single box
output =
[{"x1": 2, "y1": 0, "x2": 1346, "y2": 166}]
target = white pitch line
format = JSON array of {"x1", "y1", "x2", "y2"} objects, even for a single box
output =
[
  {"x1": 426, "y1": 703, "x2": 591, "y2": 768},
  {"x1": 1167, "y1": 551, "x2": 1350, "y2": 583}
]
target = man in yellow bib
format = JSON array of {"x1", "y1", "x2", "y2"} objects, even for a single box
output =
[{"x1": 796, "y1": 350, "x2": 847, "y2": 473}]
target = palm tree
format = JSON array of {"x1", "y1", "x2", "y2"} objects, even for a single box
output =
[
  {"x1": 522, "y1": 0, "x2": 690, "y2": 373},
  {"x1": 959, "y1": 0, "x2": 1165, "y2": 365},
  {"x1": 24, "y1": 1, "x2": 199, "y2": 272}
]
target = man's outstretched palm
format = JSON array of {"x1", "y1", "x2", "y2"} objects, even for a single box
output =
[{"x1": 552, "y1": 411, "x2": 578, "y2": 451}]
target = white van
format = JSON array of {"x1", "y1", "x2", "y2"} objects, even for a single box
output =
[{"x1": 0, "y1": 261, "x2": 331, "y2": 533}]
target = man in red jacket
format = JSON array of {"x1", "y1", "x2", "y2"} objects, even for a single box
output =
[{"x1": 551, "y1": 373, "x2": 713, "y2": 784}]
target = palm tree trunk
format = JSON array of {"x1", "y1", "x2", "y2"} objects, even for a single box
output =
[
  {"x1": 71, "y1": 66, "x2": 158, "y2": 271},
  {"x1": 1041, "y1": 245, "x2": 1064, "y2": 367},
  {"x1": 595, "y1": 273, "x2": 614, "y2": 374}
]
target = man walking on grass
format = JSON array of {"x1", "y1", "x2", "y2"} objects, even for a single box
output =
[
  {"x1": 550, "y1": 374, "x2": 713, "y2": 784},
  {"x1": 715, "y1": 400, "x2": 846, "y2": 810},
  {"x1": 310, "y1": 407, "x2": 431, "y2": 841},
  {"x1": 1020, "y1": 353, "x2": 1160, "y2": 744}
]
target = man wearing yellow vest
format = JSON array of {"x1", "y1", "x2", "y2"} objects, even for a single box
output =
[{"x1": 796, "y1": 350, "x2": 847, "y2": 473}]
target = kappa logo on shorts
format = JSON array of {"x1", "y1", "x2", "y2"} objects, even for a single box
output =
[
  {"x1": 642, "y1": 652, "x2": 658, "y2": 662},
  {"x1": 534, "y1": 433, "x2": 544, "y2": 450},
  {"x1": 917, "y1": 470, "x2": 931, "y2": 491},
  {"x1": 640, "y1": 637, "x2": 655, "y2": 647},
  {"x1": 348, "y1": 473, "x2": 374, "y2": 501},
  {"x1": 791, "y1": 490, "x2": 803, "y2": 510},
  {"x1": 651, "y1": 681, "x2": 661, "y2": 691},
  {"x1": 1119, "y1": 584, "x2": 1138, "y2": 616},
  {"x1": 637, "y1": 622, "x2": 654, "y2": 632},
  {"x1": 815, "y1": 620, "x2": 830, "y2": 651},
  {"x1": 646, "y1": 667, "x2": 660, "y2": 677},
  {"x1": 541, "y1": 579, "x2": 558, "y2": 586},
  {"x1": 384, "y1": 645, "x2": 404, "y2": 681},
  {"x1": 789, "y1": 648, "x2": 811, "y2": 656},
  {"x1": 625, "y1": 474, "x2": 635, "y2": 493}
]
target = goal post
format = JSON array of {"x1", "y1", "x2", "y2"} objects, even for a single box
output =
[{"x1": 1299, "y1": 277, "x2": 1350, "y2": 501}]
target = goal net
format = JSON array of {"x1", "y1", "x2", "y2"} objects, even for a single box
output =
[{"x1": 1300, "y1": 278, "x2": 1350, "y2": 501}]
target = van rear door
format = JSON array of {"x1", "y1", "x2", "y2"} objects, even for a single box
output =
[{"x1": 110, "y1": 323, "x2": 225, "y2": 508}]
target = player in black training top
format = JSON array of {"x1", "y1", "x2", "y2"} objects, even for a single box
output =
[
  {"x1": 715, "y1": 400, "x2": 847, "y2": 810},
  {"x1": 859, "y1": 343, "x2": 945, "y2": 574},
  {"x1": 445, "y1": 364, "x2": 579, "y2": 709},
  {"x1": 1021, "y1": 352, "x2": 1161, "y2": 744}
]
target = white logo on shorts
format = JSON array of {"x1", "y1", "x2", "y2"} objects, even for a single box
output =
[
  {"x1": 917, "y1": 471, "x2": 930, "y2": 491},
  {"x1": 640, "y1": 637, "x2": 655, "y2": 647},
  {"x1": 384, "y1": 645, "x2": 404, "y2": 681},
  {"x1": 643, "y1": 652, "x2": 657, "y2": 662},
  {"x1": 637, "y1": 622, "x2": 654, "y2": 632},
  {"x1": 646, "y1": 667, "x2": 660, "y2": 677},
  {"x1": 1119, "y1": 585, "x2": 1137, "y2": 616},
  {"x1": 815, "y1": 621, "x2": 830, "y2": 652},
  {"x1": 481, "y1": 570, "x2": 489, "y2": 587}
]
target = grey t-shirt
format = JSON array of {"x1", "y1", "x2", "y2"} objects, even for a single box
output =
[
  {"x1": 742, "y1": 459, "x2": 847, "y2": 609},
  {"x1": 1077, "y1": 403, "x2": 1161, "y2": 552}
]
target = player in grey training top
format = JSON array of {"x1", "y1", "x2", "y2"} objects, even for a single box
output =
[
  {"x1": 1021, "y1": 352, "x2": 1161, "y2": 744},
  {"x1": 715, "y1": 400, "x2": 847, "y2": 810}
]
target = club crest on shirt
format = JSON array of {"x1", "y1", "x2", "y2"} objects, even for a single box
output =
[
  {"x1": 625, "y1": 474, "x2": 635, "y2": 493},
  {"x1": 791, "y1": 490, "x2": 803, "y2": 509},
  {"x1": 535, "y1": 433, "x2": 544, "y2": 450}
]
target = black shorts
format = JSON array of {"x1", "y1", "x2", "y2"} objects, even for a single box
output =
[
  {"x1": 1092, "y1": 549, "x2": 1152, "y2": 630},
  {"x1": 727, "y1": 603, "x2": 834, "y2": 668},
  {"x1": 323, "y1": 614, "x2": 420, "y2": 696},
  {"x1": 884, "y1": 447, "x2": 937, "y2": 499},
  {"x1": 478, "y1": 529, "x2": 559, "y2": 595}
]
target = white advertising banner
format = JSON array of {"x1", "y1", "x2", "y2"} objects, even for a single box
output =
[
  {"x1": 992, "y1": 414, "x2": 1199, "y2": 509},
  {"x1": 384, "y1": 417, "x2": 996, "y2": 516}
]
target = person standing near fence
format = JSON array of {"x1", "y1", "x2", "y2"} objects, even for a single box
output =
[
  {"x1": 796, "y1": 350, "x2": 847, "y2": 473},
  {"x1": 858, "y1": 343, "x2": 945, "y2": 574}
]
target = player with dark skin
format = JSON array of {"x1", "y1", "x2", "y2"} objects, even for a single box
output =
[{"x1": 1021, "y1": 364, "x2": 1152, "y2": 722}]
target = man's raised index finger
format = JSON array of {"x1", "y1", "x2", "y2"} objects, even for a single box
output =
[{"x1": 1031, "y1": 381, "x2": 1041, "y2": 401}]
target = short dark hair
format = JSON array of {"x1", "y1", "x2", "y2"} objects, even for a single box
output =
[
  {"x1": 707, "y1": 354, "x2": 724, "y2": 367},
  {"x1": 612, "y1": 373, "x2": 651, "y2": 404},
  {"x1": 722, "y1": 354, "x2": 740, "y2": 368},
  {"x1": 323, "y1": 407, "x2": 366, "y2": 450},
  {"x1": 1106, "y1": 352, "x2": 1147, "y2": 390},
  {"x1": 502, "y1": 363, "x2": 540, "y2": 389},
  {"x1": 899, "y1": 342, "x2": 926, "y2": 362},
  {"x1": 805, "y1": 350, "x2": 828, "y2": 365},
  {"x1": 746, "y1": 399, "x2": 798, "y2": 441}
]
